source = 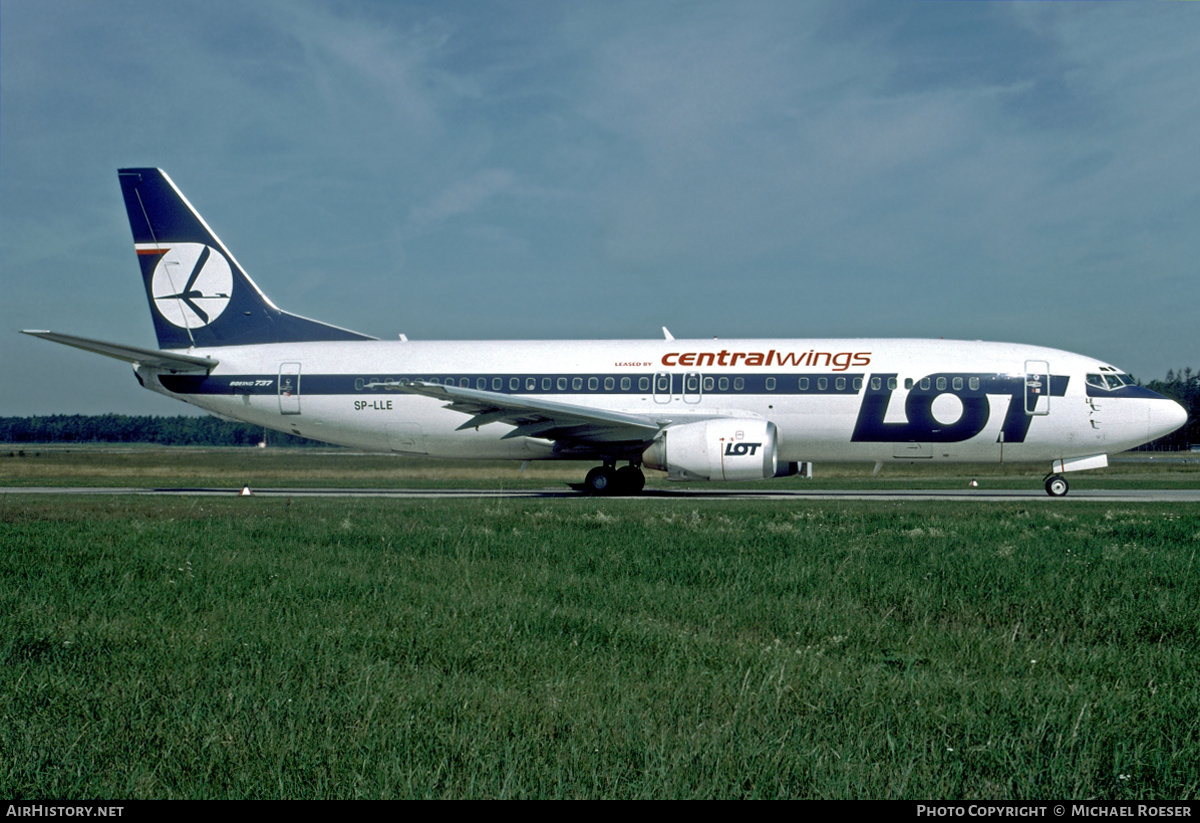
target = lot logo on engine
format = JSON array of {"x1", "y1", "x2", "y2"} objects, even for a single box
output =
[{"x1": 724, "y1": 442, "x2": 762, "y2": 456}]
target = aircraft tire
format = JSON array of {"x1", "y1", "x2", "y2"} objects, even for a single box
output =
[
  {"x1": 584, "y1": 465, "x2": 618, "y2": 495},
  {"x1": 1045, "y1": 474, "x2": 1069, "y2": 497},
  {"x1": 614, "y1": 465, "x2": 646, "y2": 495}
]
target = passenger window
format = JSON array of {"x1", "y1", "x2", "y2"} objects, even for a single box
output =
[
  {"x1": 733, "y1": 377, "x2": 744, "y2": 391},
  {"x1": 493, "y1": 377, "x2": 502, "y2": 391},
  {"x1": 719, "y1": 377, "x2": 729, "y2": 391},
  {"x1": 557, "y1": 377, "x2": 567, "y2": 390},
  {"x1": 870, "y1": 377, "x2": 880, "y2": 391},
  {"x1": 765, "y1": 377, "x2": 776, "y2": 391},
  {"x1": 355, "y1": 378, "x2": 364, "y2": 391},
  {"x1": 588, "y1": 377, "x2": 599, "y2": 390},
  {"x1": 904, "y1": 378, "x2": 913, "y2": 390},
  {"x1": 526, "y1": 377, "x2": 536, "y2": 391},
  {"x1": 798, "y1": 377, "x2": 808, "y2": 391},
  {"x1": 657, "y1": 375, "x2": 669, "y2": 391},
  {"x1": 835, "y1": 377, "x2": 846, "y2": 391},
  {"x1": 621, "y1": 377, "x2": 631, "y2": 390},
  {"x1": 818, "y1": 377, "x2": 827, "y2": 391},
  {"x1": 888, "y1": 378, "x2": 898, "y2": 390},
  {"x1": 952, "y1": 377, "x2": 963, "y2": 391},
  {"x1": 969, "y1": 377, "x2": 979, "y2": 390},
  {"x1": 920, "y1": 378, "x2": 930, "y2": 391},
  {"x1": 542, "y1": 377, "x2": 551, "y2": 390},
  {"x1": 936, "y1": 377, "x2": 946, "y2": 391},
  {"x1": 639, "y1": 376, "x2": 650, "y2": 391},
  {"x1": 510, "y1": 377, "x2": 519, "y2": 391},
  {"x1": 703, "y1": 377, "x2": 713, "y2": 391},
  {"x1": 853, "y1": 378, "x2": 862, "y2": 391},
  {"x1": 572, "y1": 377, "x2": 583, "y2": 391},
  {"x1": 604, "y1": 377, "x2": 615, "y2": 390},
  {"x1": 477, "y1": 378, "x2": 487, "y2": 390},
  {"x1": 686, "y1": 375, "x2": 698, "y2": 391}
]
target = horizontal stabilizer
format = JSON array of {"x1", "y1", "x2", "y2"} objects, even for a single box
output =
[{"x1": 21, "y1": 330, "x2": 218, "y2": 372}]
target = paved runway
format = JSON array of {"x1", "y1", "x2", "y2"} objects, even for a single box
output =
[{"x1": 5, "y1": 486, "x2": 1200, "y2": 502}]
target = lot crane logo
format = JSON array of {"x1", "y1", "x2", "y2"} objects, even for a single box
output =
[
  {"x1": 724, "y1": 441, "x2": 762, "y2": 456},
  {"x1": 150, "y1": 243, "x2": 233, "y2": 328}
]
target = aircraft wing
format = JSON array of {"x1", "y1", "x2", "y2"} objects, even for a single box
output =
[
  {"x1": 21, "y1": 331, "x2": 218, "y2": 372},
  {"x1": 387, "y1": 380, "x2": 676, "y2": 444}
]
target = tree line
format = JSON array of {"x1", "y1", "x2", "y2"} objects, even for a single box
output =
[
  {"x1": 0, "y1": 414, "x2": 320, "y2": 447},
  {"x1": 1141, "y1": 368, "x2": 1200, "y2": 450}
]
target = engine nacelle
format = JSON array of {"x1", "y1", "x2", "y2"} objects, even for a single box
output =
[{"x1": 642, "y1": 418, "x2": 779, "y2": 481}]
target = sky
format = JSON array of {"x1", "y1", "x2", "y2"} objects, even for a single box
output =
[{"x1": 3, "y1": 0, "x2": 1199, "y2": 415}]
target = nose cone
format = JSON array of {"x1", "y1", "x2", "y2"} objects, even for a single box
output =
[{"x1": 1149, "y1": 398, "x2": 1188, "y2": 440}]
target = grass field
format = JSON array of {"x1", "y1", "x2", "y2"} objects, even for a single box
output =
[
  {"x1": 3, "y1": 444, "x2": 1199, "y2": 491},
  {"x1": 2, "y1": 450, "x2": 1199, "y2": 798}
]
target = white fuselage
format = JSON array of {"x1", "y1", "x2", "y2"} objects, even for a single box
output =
[{"x1": 136, "y1": 336, "x2": 1183, "y2": 467}]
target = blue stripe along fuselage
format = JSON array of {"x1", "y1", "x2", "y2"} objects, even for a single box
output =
[
  {"x1": 157, "y1": 372, "x2": 873, "y2": 396},
  {"x1": 157, "y1": 371, "x2": 1071, "y2": 444},
  {"x1": 1085, "y1": 383, "x2": 1165, "y2": 399}
]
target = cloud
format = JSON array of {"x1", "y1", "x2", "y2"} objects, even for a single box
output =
[
  {"x1": 3, "y1": 0, "x2": 1199, "y2": 413},
  {"x1": 408, "y1": 168, "x2": 518, "y2": 230}
]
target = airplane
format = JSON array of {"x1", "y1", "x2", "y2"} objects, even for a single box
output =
[{"x1": 23, "y1": 168, "x2": 1188, "y2": 496}]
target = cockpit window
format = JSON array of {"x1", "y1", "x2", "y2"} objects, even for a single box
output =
[{"x1": 1088, "y1": 372, "x2": 1131, "y2": 391}]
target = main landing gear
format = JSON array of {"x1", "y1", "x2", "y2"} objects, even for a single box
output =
[
  {"x1": 1044, "y1": 473, "x2": 1069, "y2": 497},
  {"x1": 584, "y1": 462, "x2": 646, "y2": 496}
]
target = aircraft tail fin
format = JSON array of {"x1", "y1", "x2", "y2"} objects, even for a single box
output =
[{"x1": 117, "y1": 168, "x2": 374, "y2": 349}]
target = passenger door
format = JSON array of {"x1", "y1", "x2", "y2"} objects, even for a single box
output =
[
  {"x1": 279, "y1": 362, "x2": 301, "y2": 415},
  {"x1": 1025, "y1": 360, "x2": 1050, "y2": 416},
  {"x1": 653, "y1": 371, "x2": 675, "y2": 404}
]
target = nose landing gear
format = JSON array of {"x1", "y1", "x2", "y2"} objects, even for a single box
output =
[{"x1": 1044, "y1": 473, "x2": 1069, "y2": 497}]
